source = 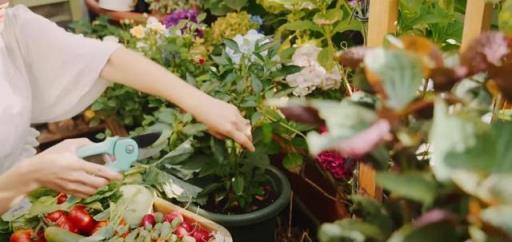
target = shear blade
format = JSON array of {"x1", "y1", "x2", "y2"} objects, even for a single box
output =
[{"x1": 131, "y1": 132, "x2": 161, "y2": 148}]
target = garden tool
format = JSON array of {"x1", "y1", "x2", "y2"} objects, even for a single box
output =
[{"x1": 77, "y1": 132, "x2": 162, "y2": 172}]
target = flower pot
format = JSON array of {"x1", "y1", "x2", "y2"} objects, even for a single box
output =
[
  {"x1": 187, "y1": 166, "x2": 291, "y2": 242},
  {"x1": 98, "y1": 0, "x2": 136, "y2": 12}
]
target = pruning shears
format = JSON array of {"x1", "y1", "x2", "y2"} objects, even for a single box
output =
[{"x1": 77, "y1": 132, "x2": 162, "y2": 172}]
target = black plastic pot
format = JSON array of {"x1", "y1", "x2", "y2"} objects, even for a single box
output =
[{"x1": 187, "y1": 166, "x2": 291, "y2": 242}]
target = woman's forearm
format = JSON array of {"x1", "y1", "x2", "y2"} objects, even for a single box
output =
[
  {"x1": 100, "y1": 46, "x2": 256, "y2": 151},
  {"x1": 100, "y1": 47, "x2": 211, "y2": 113},
  {"x1": 0, "y1": 163, "x2": 37, "y2": 214}
]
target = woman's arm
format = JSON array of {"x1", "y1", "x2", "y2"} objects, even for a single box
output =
[{"x1": 100, "y1": 47, "x2": 255, "y2": 151}]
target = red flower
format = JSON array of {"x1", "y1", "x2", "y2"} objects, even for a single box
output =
[{"x1": 316, "y1": 151, "x2": 355, "y2": 179}]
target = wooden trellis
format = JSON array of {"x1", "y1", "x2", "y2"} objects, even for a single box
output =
[{"x1": 360, "y1": 0, "x2": 495, "y2": 199}]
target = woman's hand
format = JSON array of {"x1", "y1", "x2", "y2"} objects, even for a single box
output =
[
  {"x1": 192, "y1": 96, "x2": 255, "y2": 152},
  {"x1": 15, "y1": 138, "x2": 123, "y2": 198}
]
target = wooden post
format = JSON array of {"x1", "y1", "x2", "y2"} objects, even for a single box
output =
[
  {"x1": 358, "y1": 0, "x2": 398, "y2": 199},
  {"x1": 460, "y1": 0, "x2": 494, "y2": 52},
  {"x1": 367, "y1": 0, "x2": 399, "y2": 47}
]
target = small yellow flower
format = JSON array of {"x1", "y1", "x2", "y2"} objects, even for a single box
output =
[{"x1": 130, "y1": 25, "x2": 146, "y2": 39}]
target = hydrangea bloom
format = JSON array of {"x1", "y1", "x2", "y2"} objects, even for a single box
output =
[
  {"x1": 286, "y1": 44, "x2": 342, "y2": 96},
  {"x1": 225, "y1": 30, "x2": 270, "y2": 64}
]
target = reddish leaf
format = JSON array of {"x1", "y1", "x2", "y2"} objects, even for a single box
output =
[
  {"x1": 413, "y1": 209, "x2": 458, "y2": 228},
  {"x1": 399, "y1": 36, "x2": 444, "y2": 69},
  {"x1": 279, "y1": 106, "x2": 324, "y2": 125},
  {"x1": 333, "y1": 119, "x2": 392, "y2": 158},
  {"x1": 460, "y1": 32, "x2": 510, "y2": 74},
  {"x1": 430, "y1": 66, "x2": 469, "y2": 92},
  {"x1": 336, "y1": 47, "x2": 368, "y2": 69},
  {"x1": 489, "y1": 62, "x2": 512, "y2": 100}
]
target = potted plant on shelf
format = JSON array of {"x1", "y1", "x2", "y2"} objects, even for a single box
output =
[{"x1": 135, "y1": 28, "x2": 308, "y2": 242}]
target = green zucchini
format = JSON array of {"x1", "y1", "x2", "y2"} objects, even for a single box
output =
[{"x1": 44, "y1": 227, "x2": 85, "y2": 242}]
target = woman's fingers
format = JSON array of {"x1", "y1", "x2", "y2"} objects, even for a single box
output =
[
  {"x1": 229, "y1": 129, "x2": 256, "y2": 152},
  {"x1": 62, "y1": 182, "x2": 97, "y2": 197},
  {"x1": 66, "y1": 171, "x2": 109, "y2": 189},
  {"x1": 80, "y1": 161, "x2": 123, "y2": 181}
]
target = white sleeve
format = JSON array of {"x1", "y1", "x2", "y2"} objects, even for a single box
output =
[{"x1": 10, "y1": 6, "x2": 120, "y2": 123}]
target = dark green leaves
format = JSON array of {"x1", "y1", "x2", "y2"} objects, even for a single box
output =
[
  {"x1": 283, "y1": 153, "x2": 304, "y2": 174},
  {"x1": 376, "y1": 172, "x2": 438, "y2": 206}
]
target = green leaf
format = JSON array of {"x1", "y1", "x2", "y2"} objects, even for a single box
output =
[
  {"x1": 182, "y1": 123, "x2": 207, "y2": 136},
  {"x1": 318, "y1": 47, "x2": 337, "y2": 71},
  {"x1": 364, "y1": 48, "x2": 424, "y2": 110},
  {"x1": 211, "y1": 138, "x2": 227, "y2": 163},
  {"x1": 481, "y1": 206, "x2": 512, "y2": 237},
  {"x1": 155, "y1": 140, "x2": 194, "y2": 165},
  {"x1": 283, "y1": 154, "x2": 304, "y2": 174},
  {"x1": 279, "y1": 20, "x2": 323, "y2": 33},
  {"x1": 376, "y1": 172, "x2": 437, "y2": 205},
  {"x1": 251, "y1": 75, "x2": 263, "y2": 92},
  {"x1": 500, "y1": 0, "x2": 512, "y2": 34},
  {"x1": 350, "y1": 195, "x2": 393, "y2": 236},
  {"x1": 333, "y1": 17, "x2": 363, "y2": 33},
  {"x1": 225, "y1": 0, "x2": 248, "y2": 11},
  {"x1": 313, "y1": 8, "x2": 342, "y2": 26},
  {"x1": 318, "y1": 219, "x2": 385, "y2": 242},
  {"x1": 224, "y1": 39, "x2": 240, "y2": 53},
  {"x1": 233, "y1": 176, "x2": 245, "y2": 195}
]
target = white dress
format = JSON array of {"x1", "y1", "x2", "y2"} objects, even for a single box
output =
[{"x1": 0, "y1": 5, "x2": 120, "y2": 173}]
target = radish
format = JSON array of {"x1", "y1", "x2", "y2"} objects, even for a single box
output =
[
  {"x1": 141, "y1": 214, "x2": 156, "y2": 228},
  {"x1": 175, "y1": 225, "x2": 189, "y2": 239},
  {"x1": 191, "y1": 228, "x2": 211, "y2": 242},
  {"x1": 164, "y1": 211, "x2": 184, "y2": 224}
]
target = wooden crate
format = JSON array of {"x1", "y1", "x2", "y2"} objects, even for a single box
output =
[{"x1": 154, "y1": 198, "x2": 233, "y2": 242}]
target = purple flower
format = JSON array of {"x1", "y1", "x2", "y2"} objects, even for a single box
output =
[
  {"x1": 162, "y1": 9, "x2": 199, "y2": 28},
  {"x1": 316, "y1": 151, "x2": 355, "y2": 180}
]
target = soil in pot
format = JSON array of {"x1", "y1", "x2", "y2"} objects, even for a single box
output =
[
  {"x1": 202, "y1": 184, "x2": 278, "y2": 214},
  {"x1": 187, "y1": 166, "x2": 291, "y2": 242}
]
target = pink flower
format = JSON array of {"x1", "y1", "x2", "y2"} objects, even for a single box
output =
[{"x1": 316, "y1": 151, "x2": 355, "y2": 179}]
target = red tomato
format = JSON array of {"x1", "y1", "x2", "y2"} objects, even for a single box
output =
[
  {"x1": 191, "y1": 228, "x2": 211, "y2": 242},
  {"x1": 10, "y1": 230, "x2": 32, "y2": 242},
  {"x1": 140, "y1": 214, "x2": 156, "y2": 228},
  {"x1": 10, "y1": 229, "x2": 45, "y2": 242},
  {"x1": 56, "y1": 193, "x2": 68, "y2": 204},
  {"x1": 68, "y1": 205, "x2": 97, "y2": 235},
  {"x1": 46, "y1": 210, "x2": 66, "y2": 223},
  {"x1": 55, "y1": 215, "x2": 80, "y2": 234},
  {"x1": 91, "y1": 221, "x2": 108, "y2": 235}
]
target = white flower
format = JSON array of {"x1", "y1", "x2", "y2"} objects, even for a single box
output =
[
  {"x1": 146, "y1": 16, "x2": 166, "y2": 34},
  {"x1": 226, "y1": 29, "x2": 269, "y2": 64},
  {"x1": 286, "y1": 44, "x2": 342, "y2": 96},
  {"x1": 136, "y1": 41, "x2": 148, "y2": 49},
  {"x1": 102, "y1": 35, "x2": 119, "y2": 44}
]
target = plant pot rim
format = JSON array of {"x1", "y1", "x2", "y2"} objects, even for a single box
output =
[{"x1": 186, "y1": 166, "x2": 291, "y2": 227}]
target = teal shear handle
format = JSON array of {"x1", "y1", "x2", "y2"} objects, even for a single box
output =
[{"x1": 77, "y1": 137, "x2": 139, "y2": 172}]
